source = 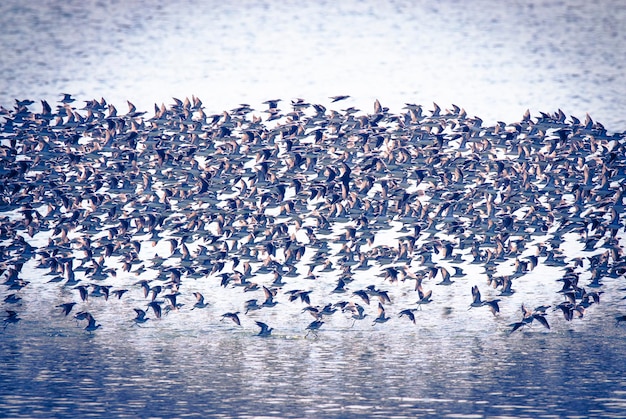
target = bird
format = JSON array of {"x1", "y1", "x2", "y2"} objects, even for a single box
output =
[
  {"x1": 112, "y1": 289, "x2": 128, "y2": 300},
  {"x1": 318, "y1": 303, "x2": 337, "y2": 317},
  {"x1": 255, "y1": 321, "x2": 273, "y2": 337},
  {"x1": 306, "y1": 320, "x2": 324, "y2": 336},
  {"x1": 3, "y1": 294, "x2": 22, "y2": 304},
  {"x1": 437, "y1": 266, "x2": 454, "y2": 285},
  {"x1": 261, "y1": 286, "x2": 278, "y2": 308},
  {"x1": 245, "y1": 299, "x2": 261, "y2": 314},
  {"x1": 147, "y1": 301, "x2": 162, "y2": 319},
  {"x1": 373, "y1": 302, "x2": 390, "y2": 325},
  {"x1": 191, "y1": 292, "x2": 209, "y2": 309},
  {"x1": 3, "y1": 310, "x2": 21, "y2": 329},
  {"x1": 150, "y1": 285, "x2": 163, "y2": 302},
  {"x1": 330, "y1": 95, "x2": 350, "y2": 102},
  {"x1": 469, "y1": 286, "x2": 500, "y2": 315},
  {"x1": 138, "y1": 280, "x2": 151, "y2": 298},
  {"x1": 286, "y1": 289, "x2": 312, "y2": 305},
  {"x1": 531, "y1": 312, "x2": 550, "y2": 330},
  {"x1": 509, "y1": 304, "x2": 550, "y2": 333},
  {"x1": 498, "y1": 276, "x2": 515, "y2": 296},
  {"x1": 415, "y1": 278, "x2": 433, "y2": 308},
  {"x1": 132, "y1": 308, "x2": 150, "y2": 326},
  {"x1": 346, "y1": 303, "x2": 367, "y2": 326},
  {"x1": 302, "y1": 305, "x2": 322, "y2": 320},
  {"x1": 366, "y1": 285, "x2": 391, "y2": 304},
  {"x1": 60, "y1": 93, "x2": 75, "y2": 103},
  {"x1": 57, "y1": 302, "x2": 77, "y2": 316},
  {"x1": 163, "y1": 292, "x2": 182, "y2": 312},
  {"x1": 221, "y1": 312, "x2": 241, "y2": 326},
  {"x1": 399, "y1": 308, "x2": 417, "y2": 324},
  {"x1": 75, "y1": 285, "x2": 89, "y2": 302},
  {"x1": 615, "y1": 315, "x2": 626, "y2": 326},
  {"x1": 84, "y1": 313, "x2": 101, "y2": 333},
  {"x1": 451, "y1": 266, "x2": 467, "y2": 278},
  {"x1": 352, "y1": 289, "x2": 370, "y2": 305},
  {"x1": 73, "y1": 311, "x2": 91, "y2": 323},
  {"x1": 263, "y1": 98, "x2": 281, "y2": 109}
]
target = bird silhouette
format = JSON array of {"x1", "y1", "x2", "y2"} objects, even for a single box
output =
[
  {"x1": 399, "y1": 308, "x2": 417, "y2": 324},
  {"x1": 3, "y1": 310, "x2": 21, "y2": 329},
  {"x1": 57, "y1": 302, "x2": 77, "y2": 316},
  {"x1": 346, "y1": 303, "x2": 367, "y2": 326},
  {"x1": 306, "y1": 320, "x2": 324, "y2": 337},
  {"x1": 84, "y1": 313, "x2": 101, "y2": 333},
  {"x1": 192, "y1": 292, "x2": 209, "y2": 309},
  {"x1": 221, "y1": 312, "x2": 241, "y2": 326},
  {"x1": 148, "y1": 301, "x2": 162, "y2": 319},
  {"x1": 509, "y1": 304, "x2": 550, "y2": 333},
  {"x1": 373, "y1": 302, "x2": 390, "y2": 325},
  {"x1": 132, "y1": 308, "x2": 150, "y2": 326},
  {"x1": 255, "y1": 321, "x2": 273, "y2": 337},
  {"x1": 415, "y1": 278, "x2": 433, "y2": 308},
  {"x1": 469, "y1": 285, "x2": 500, "y2": 315}
]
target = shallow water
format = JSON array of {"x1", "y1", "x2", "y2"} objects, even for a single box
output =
[{"x1": 2, "y1": 1, "x2": 626, "y2": 418}]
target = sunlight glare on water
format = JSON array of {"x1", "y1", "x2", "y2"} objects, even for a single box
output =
[{"x1": 0, "y1": 0, "x2": 625, "y2": 130}]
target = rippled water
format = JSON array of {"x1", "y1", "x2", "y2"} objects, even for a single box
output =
[
  {"x1": 3, "y1": 320, "x2": 626, "y2": 418},
  {"x1": 2, "y1": 0, "x2": 626, "y2": 418},
  {"x1": 1, "y1": 0, "x2": 625, "y2": 131}
]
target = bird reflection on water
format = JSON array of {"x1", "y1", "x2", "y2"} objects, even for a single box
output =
[{"x1": 0, "y1": 95, "x2": 625, "y2": 339}]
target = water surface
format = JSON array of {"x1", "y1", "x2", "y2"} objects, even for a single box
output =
[{"x1": 0, "y1": 0, "x2": 625, "y2": 130}]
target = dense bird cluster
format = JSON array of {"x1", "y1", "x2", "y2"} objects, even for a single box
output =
[{"x1": 1, "y1": 94, "x2": 626, "y2": 336}]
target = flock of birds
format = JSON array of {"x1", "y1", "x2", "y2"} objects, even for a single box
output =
[{"x1": 1, "y1": 93, "x2": 626, "y2": 337}]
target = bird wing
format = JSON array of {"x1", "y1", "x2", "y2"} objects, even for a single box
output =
[
  {"x1": 509, "y1": 321, "x2": 525, "y2": 333},
  {"x1": 423, "y1": 289, "x2": 432, "y2": 301},
  {"x1": 471, "y1": 286, "x2": 481, "y2": 304},
  {"x1": 533, "y1": 314, "x2": 550, "y2": 329},
  {"x1": 486, "y1": 299, "x2": 500, "y2": 315}
]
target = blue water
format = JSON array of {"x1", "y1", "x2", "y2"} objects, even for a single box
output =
[
  {"x1": 2, "y1": 322, "x2": 626, "y2": 418},
  {"x1": 1, "y1": 1, "x2": 626, "y2": 418},
  {"x1": 0, "y1": 0, "x2": 625, "y2": 131}
]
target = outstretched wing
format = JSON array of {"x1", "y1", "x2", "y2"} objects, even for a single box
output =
[{"x1": 533, "y1": 314, "x2": 550, "y2": 329}]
